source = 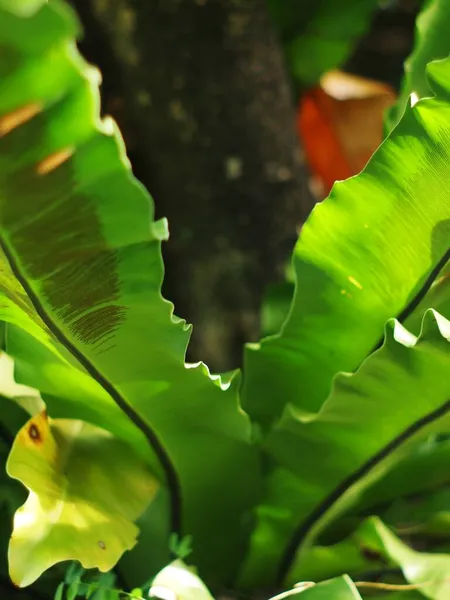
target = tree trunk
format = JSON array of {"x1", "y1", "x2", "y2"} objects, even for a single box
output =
[{"x1": 70, "y1": 0, "x2": 314, "y2": 371}]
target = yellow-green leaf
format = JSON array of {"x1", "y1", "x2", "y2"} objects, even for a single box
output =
[{"x1": 7, "y1": 412, "x2": 158, "y2": 587}]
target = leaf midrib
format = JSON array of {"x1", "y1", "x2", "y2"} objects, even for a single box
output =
[
  {"x1": 370, "y1": 246, "x2": 450, "y2": 354},
  {"x1": 0, "y1": 235, "x2": 182, "y2": 536},
  {"x1": 276, "y1": 397, "x2": 450, "y2": 584}
]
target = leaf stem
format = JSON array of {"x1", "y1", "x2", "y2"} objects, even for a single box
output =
[{"x1": 355, "y1": 578, "x2": 450, "y2": 591}]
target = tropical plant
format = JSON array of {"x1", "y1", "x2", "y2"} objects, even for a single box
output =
[{"x1": 0, "y1": 0, "x2": 450, "y2": 599}]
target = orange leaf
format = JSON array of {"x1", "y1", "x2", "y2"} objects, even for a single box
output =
[{"x1": 298, "y1": 71, "x2": 396, "y2": 196}]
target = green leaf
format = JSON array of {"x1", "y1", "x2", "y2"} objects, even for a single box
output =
[
  {"x1": 404, "y1": 262, "x2": 450, "y2": 334},
  {"x1": 343, "y1": 436, "x2": 450, "y2": 522},
  {"x1": 67, "y1": 581, "x2": 80, "y2": 600},
  {"x1": 268, "y1": 576, "x2": 362, "y2": 600},
  {"x1": 0, "y1": 0, "x2": 261, "y2": 583},
  {"x1": 0, "y1": 246, "x2": 49, "y2": 338},
  {"x1": 381, "y1": 488, "x2": 450, "y2": 539},
  {"x1": 0, "y1": 0, "x2": 47, "y2": 17},
  {"x1": 64, "y1": 562, "x2": 84, "y2": 586},
  {"x1": 269, "y1": 0, "x2": 379, "y2": 88},
  {"x1": 243, "y1": 55, "x2": 450, "y2": 427},
  {"x1": 261, "y1": 282, "x2": 295, "y2": 338},
  {"x1": 76, "y1": 582, "x2": 91, "y2": 597},
  {"x1": 285, "y1": 537, "x2": 386, "y2": 585},
  {"x1": 6, "y1": 412, "x2": 159, "y2": 587},
  {"x1": 54, "y1": 582, "x2": 65, "y2": 600},
  {"x1": 149, "y1": 560, "x2": 214, "y2": 600},
  {"x1": 240, "y1": 311, "x2": 450, "y2": 589},
  {"x1": 426, "y1": 58, "x2": 450, "y2": 102},
  {"x1": 288, "y1": 517, "x2": 450, "y2": 599},
  {"x1": 6, "y1": 321, "x2": 152, "y2": 464},
  {"x1": 359, "y1": 518, "x2": 450, "y2": 600},
  {"x1": 388, "y1": 0, "x2": 450, "y2": 128},
  {"x1": 169, "y1": 533, "x2": 193, "y2": 560},
  {"x1": 83, "y1": 572, "x2": 117, "y2": 600}
]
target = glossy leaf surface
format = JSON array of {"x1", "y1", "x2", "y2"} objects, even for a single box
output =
[
  {"x1": 243, "y1": 56, "x2": 450, "y2": 426},
  {"x1": 0, "y1": 0, "x2": 261, "y2": 583},
  {"x1": 241, "y1": 312, "x2": 450, "y2": 588},
  {"x1": 7, "y1": 412, "x2": 158, "y2": 587}
]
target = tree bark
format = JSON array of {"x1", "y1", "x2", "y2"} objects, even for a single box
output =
[{"x1": 70, "y1": 0, "x2": 314, "y2": 371}]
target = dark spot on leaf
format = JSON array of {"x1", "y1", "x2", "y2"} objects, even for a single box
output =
[
  {"x1": 360, "y1": 546, "x2": 384, "y2": 562},
  {"x1": 98, "y1": 540, "x2": 106, "y2": 550},
  {"x1": 28, "y1": 423, "x2": 41, "y2": 443}
]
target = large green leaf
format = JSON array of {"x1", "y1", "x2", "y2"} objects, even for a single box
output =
[
  {"x1": 388, "y1": 0, "x2": 450, "y2": 129},
  {"x1": 243, "y1": 55, "x2": 450, "y2": 427},
  {"x1": 0, "y1": 0, "x2": 261, "y2": 583},
  {"x1": 7, "y1": 412, "x2": 158, "y2": 587},
  {"x1": 240, "y1": 311, "x2": 450, "y2": 589},
  {"x1": 269, "y1": 0, "x2": 379, "y2": 88}
]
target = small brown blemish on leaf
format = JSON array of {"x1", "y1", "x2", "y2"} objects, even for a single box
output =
[
  {"x1": 0, "y1": 103, "x2": 41, "y2": 137},
  {"x1": 360, "y1": 546, "x2": 384, "y2": 562},
  {"x1": 28, "y1": 423, "x2": 41, "y2": 443},
  {"x1": 36, "y1": 147, "x2": 74, "y2": 175},
  {"x1": 98, "y1": 540, "x2": 106, "y2": 550}
]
